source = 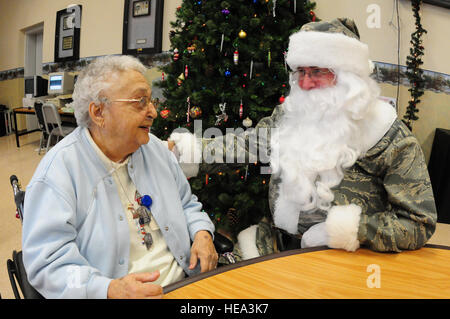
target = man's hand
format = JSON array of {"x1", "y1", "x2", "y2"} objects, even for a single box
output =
[
  {"x1": 107, "y1": 271, "x2": 163, "y2": 299},
  {"x1": 189, "y1": 230, "x2": 218, "y2": 273}
]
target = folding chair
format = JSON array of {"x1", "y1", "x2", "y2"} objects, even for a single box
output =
[
  {"x1": 42, "y1": 102, "x2": 75, "y2": 153},
  {"x1": 33, "y1": 102, "x2": 48, "y2": 155}
]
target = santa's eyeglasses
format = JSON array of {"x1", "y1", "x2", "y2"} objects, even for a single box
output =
[{"x1": 293, "y1": 67, "x2": 335, "y2": 80}]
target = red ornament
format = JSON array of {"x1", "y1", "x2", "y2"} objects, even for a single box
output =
[
  {"x1": 160, "y1": 109, "x2": 170, "y2": 119},
  {"x1": 173, "y1": 48, "x2": 179, "y2": 61},
  {"x1": 279, "y1": 96, "x2": 285, "y2": 104},
  {"x1": 310, "y1": 10, "x2": 316, "y2": 22},
  {"x1": 239, "y1": 101, "x2": 243, "y2": 119},
  {"x1": 185, "y1": 65, "x2": 189, "y2": 78}
]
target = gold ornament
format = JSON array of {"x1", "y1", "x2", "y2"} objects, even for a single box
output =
[
  {"x1": 243, "y1": 117, "x2": 252, "y2": 128},
  {"x1": 238, "y1": 29, "x2": 247, "y2": 39}
]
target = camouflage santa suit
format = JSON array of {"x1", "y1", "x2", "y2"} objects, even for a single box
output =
[{"x1": 201, "y1": 104, "x2": 437, "y2": 262}]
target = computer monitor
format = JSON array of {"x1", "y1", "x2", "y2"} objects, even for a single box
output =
[
  {"x1": 47, "y1": 72, "x2": 74, "y2": 95},
  {"x1": 24, "y1": 75, "x2": 48, "y2": 97}
]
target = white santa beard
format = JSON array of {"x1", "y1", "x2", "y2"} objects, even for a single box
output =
[{"x1": 271, "y1": 70, "x2": 378, "y2": 233}]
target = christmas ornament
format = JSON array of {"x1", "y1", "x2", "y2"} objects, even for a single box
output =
[
  {"x1": 233, "y1": 50, "x2": 239, "y2": 65},
  {"x1": 186, "y1": 97, "x2": 191, "y2": 122},
  {"x1": 238, "y1": 29, "x2": 247, "y2": 39},
  {"x1": 243, "y1": 117, "x2": 252, "y2": 128},
  {"x1": 177, "y1": 73, "x2": 185, "y2": 86},
  {"x1": 272, "y1": 0, "x2": 277, "y2": 17},
  {"x1": 279, "y1": 95, "x2": 285, "y2": 104},
  {"x1": 187, "y1": 44, "x2": 196, "y2": 53},
  {"x1": 220, "y1": 33, "x2": 224, "y2": 52},
  {"x1": 283, "y1": 51, "x2": 288, "y2": 72},
  {"x1": 161, "y1": 72, "x2": 165, "y2": 81},
  {"x1": 189, "y1": 106, "x2": 202, "y2": 118},
  {"x1": 268, "y1": 50, "x2": 271, "y2": 67},
  {"x1": 221, "y1": 8, "x2": 230, "y2": 15},
  {"x1": 239, "y1": 100, "x2": 243, "y2": 119},
  {"x1": 185, "y1": 65, "x2": 189, "y2": 78},
  {"x1": 310, "y1": 10, "x2": 316, "y2": 22},
  {"x1": 224, "y1": 68, "x2": 231, "y2": 77},
  {"x1": 173, "y1": 48, "x2": 179, "y2": 61},
  {"x1": 215, "y1": 102, "x2": 229, "y2": 125},
  {"x1": 160, "y1": 109, "x2": 170, "y2": 119}
]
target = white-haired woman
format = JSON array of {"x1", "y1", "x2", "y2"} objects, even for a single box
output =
[{"x1": 22, "y1": 55, "x2": 217, "y2": 299}]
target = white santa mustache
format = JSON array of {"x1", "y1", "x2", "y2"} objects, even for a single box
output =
[{"x1": 271, "y1": 70, "x2": 379, "y2": 222}]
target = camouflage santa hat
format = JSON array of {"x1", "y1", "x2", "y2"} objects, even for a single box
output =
[{"x1": 286, "y1": 18, "x2": 373, "y2": 77}]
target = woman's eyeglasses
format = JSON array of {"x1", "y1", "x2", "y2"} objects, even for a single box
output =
[{"x1": 111, "y1": 96, "x2": 159, "y2": 111}]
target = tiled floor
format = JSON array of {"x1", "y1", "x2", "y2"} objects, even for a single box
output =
[{"x1": 0, "y1": 132, "x2": 449, "y2": 299}]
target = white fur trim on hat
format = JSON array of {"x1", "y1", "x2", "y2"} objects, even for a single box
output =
[
  {"x1": 286, "y1": 31, "x2": 371, "y2": 77},
  {"x1": 169, "y1": 131, "x2": 202, "y2": 178},
  {"x1": 325, "y1": 204, "x2": 362, "y2": 252}
]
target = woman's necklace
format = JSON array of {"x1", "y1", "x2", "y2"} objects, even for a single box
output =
[{"x1": 113, "y1": 164, "x2": 154, "y2": 250}]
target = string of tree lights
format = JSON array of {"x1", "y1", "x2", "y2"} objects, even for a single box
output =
[{"x1": 403, "y1": 0, "x2": 427, "y2": 131}]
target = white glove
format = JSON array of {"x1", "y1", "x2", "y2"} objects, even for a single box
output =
[{"x1": 300, "y1": 222, "x2": 329, "y2": 248}]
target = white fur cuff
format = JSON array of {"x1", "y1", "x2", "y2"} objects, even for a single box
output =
[
  {"x1": 325, "y1": 204, "x2": 362, "y2": 252},
  {"x1": 237, "y1": 225, "x2": 260, "y2": 260},
  {"x1": 169, "y1": 132, "x2": 202, "y2": 178}
]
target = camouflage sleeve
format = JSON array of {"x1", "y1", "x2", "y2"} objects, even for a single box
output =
[
  {"x1": 357, "y1": 130, "x2": 437, "y2": 252},
  {"x1": 199, "y1": 105, "x2": 283, "y2": 173}
]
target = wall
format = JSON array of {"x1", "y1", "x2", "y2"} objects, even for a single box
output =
[
  {"x1": 0, "y1": 0, "x2": 181, "y2": 70},
  {"x1": 0, "y1": 0, "x2": 181, "y2": 129},
  {"x1": 314, "y1": 0, "x2": 450, "y2": 162}
]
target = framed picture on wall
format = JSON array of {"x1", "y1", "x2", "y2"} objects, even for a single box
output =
[
  {"x1": 54, "y1": 5, "x2": 82, "y2": 62},
  {"x1": 133, "y1": 0, "x2": 151, "y2": 17},
  {"x1": 422, "y1": 0, "x2": 450, "y2": 9},
  {"x1": 123, "y1": 0, "x2": 164, "y2": 55}
]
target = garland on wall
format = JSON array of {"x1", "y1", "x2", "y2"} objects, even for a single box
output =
[{"x1": 403, "y1": 0, "x2": 427, "y2": 131}]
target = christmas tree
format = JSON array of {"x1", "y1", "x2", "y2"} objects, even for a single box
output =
[{"x1": 153, "y1": 0, "x2": 317, "y2": 239}]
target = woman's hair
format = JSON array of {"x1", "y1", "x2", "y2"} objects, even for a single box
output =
[{"x1": 71, "y1": 55, "x2": 147, "y2": 127}]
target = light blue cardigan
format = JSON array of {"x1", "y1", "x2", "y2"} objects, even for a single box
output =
[{"x1": 22, "y1": 127, "x2": 215, "y2": 298}]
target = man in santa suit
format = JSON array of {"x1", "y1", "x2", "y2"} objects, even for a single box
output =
[{"x1": 169, "y1": 18, "x2": 437, "y2": 259}]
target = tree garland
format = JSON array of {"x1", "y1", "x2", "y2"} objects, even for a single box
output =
[{"x1": 403, "y1": 0, "x2": 427, "y2": 131}]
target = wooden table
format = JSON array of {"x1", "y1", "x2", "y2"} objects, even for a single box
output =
[
  {"x1": 164, "y1": 245, "x2": 450, "y2": 299},
  {"x1": 13, "y1": 107, "x2": 75, "y2": 147}
]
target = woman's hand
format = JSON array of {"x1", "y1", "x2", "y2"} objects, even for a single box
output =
[
  {"x1": 107, "y1": 271, "x2": 163, "y2": 299},
  {"x1": 189, "y1": 230, "x2": 218, "y2": 273}
]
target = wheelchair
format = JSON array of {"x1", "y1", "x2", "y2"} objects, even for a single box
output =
[{"x1": 6, "y1": 175, "x2": 234, "y2": 299}]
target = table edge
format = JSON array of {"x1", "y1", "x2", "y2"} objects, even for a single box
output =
[{"x1": 163, "y1": 244, "x2": 450, "y2": 294}]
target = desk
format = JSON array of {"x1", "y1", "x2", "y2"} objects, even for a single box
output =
[
  {"x1": 164, "y1": 245, "x2": 450, "y2": 299},
  {"x1": 13, "y1": 107, "x2": 75, "y2": 148}
]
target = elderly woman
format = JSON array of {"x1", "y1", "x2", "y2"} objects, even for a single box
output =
[{"x1": 22, "y1": 55, "x2": 217, "y2": 299}]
